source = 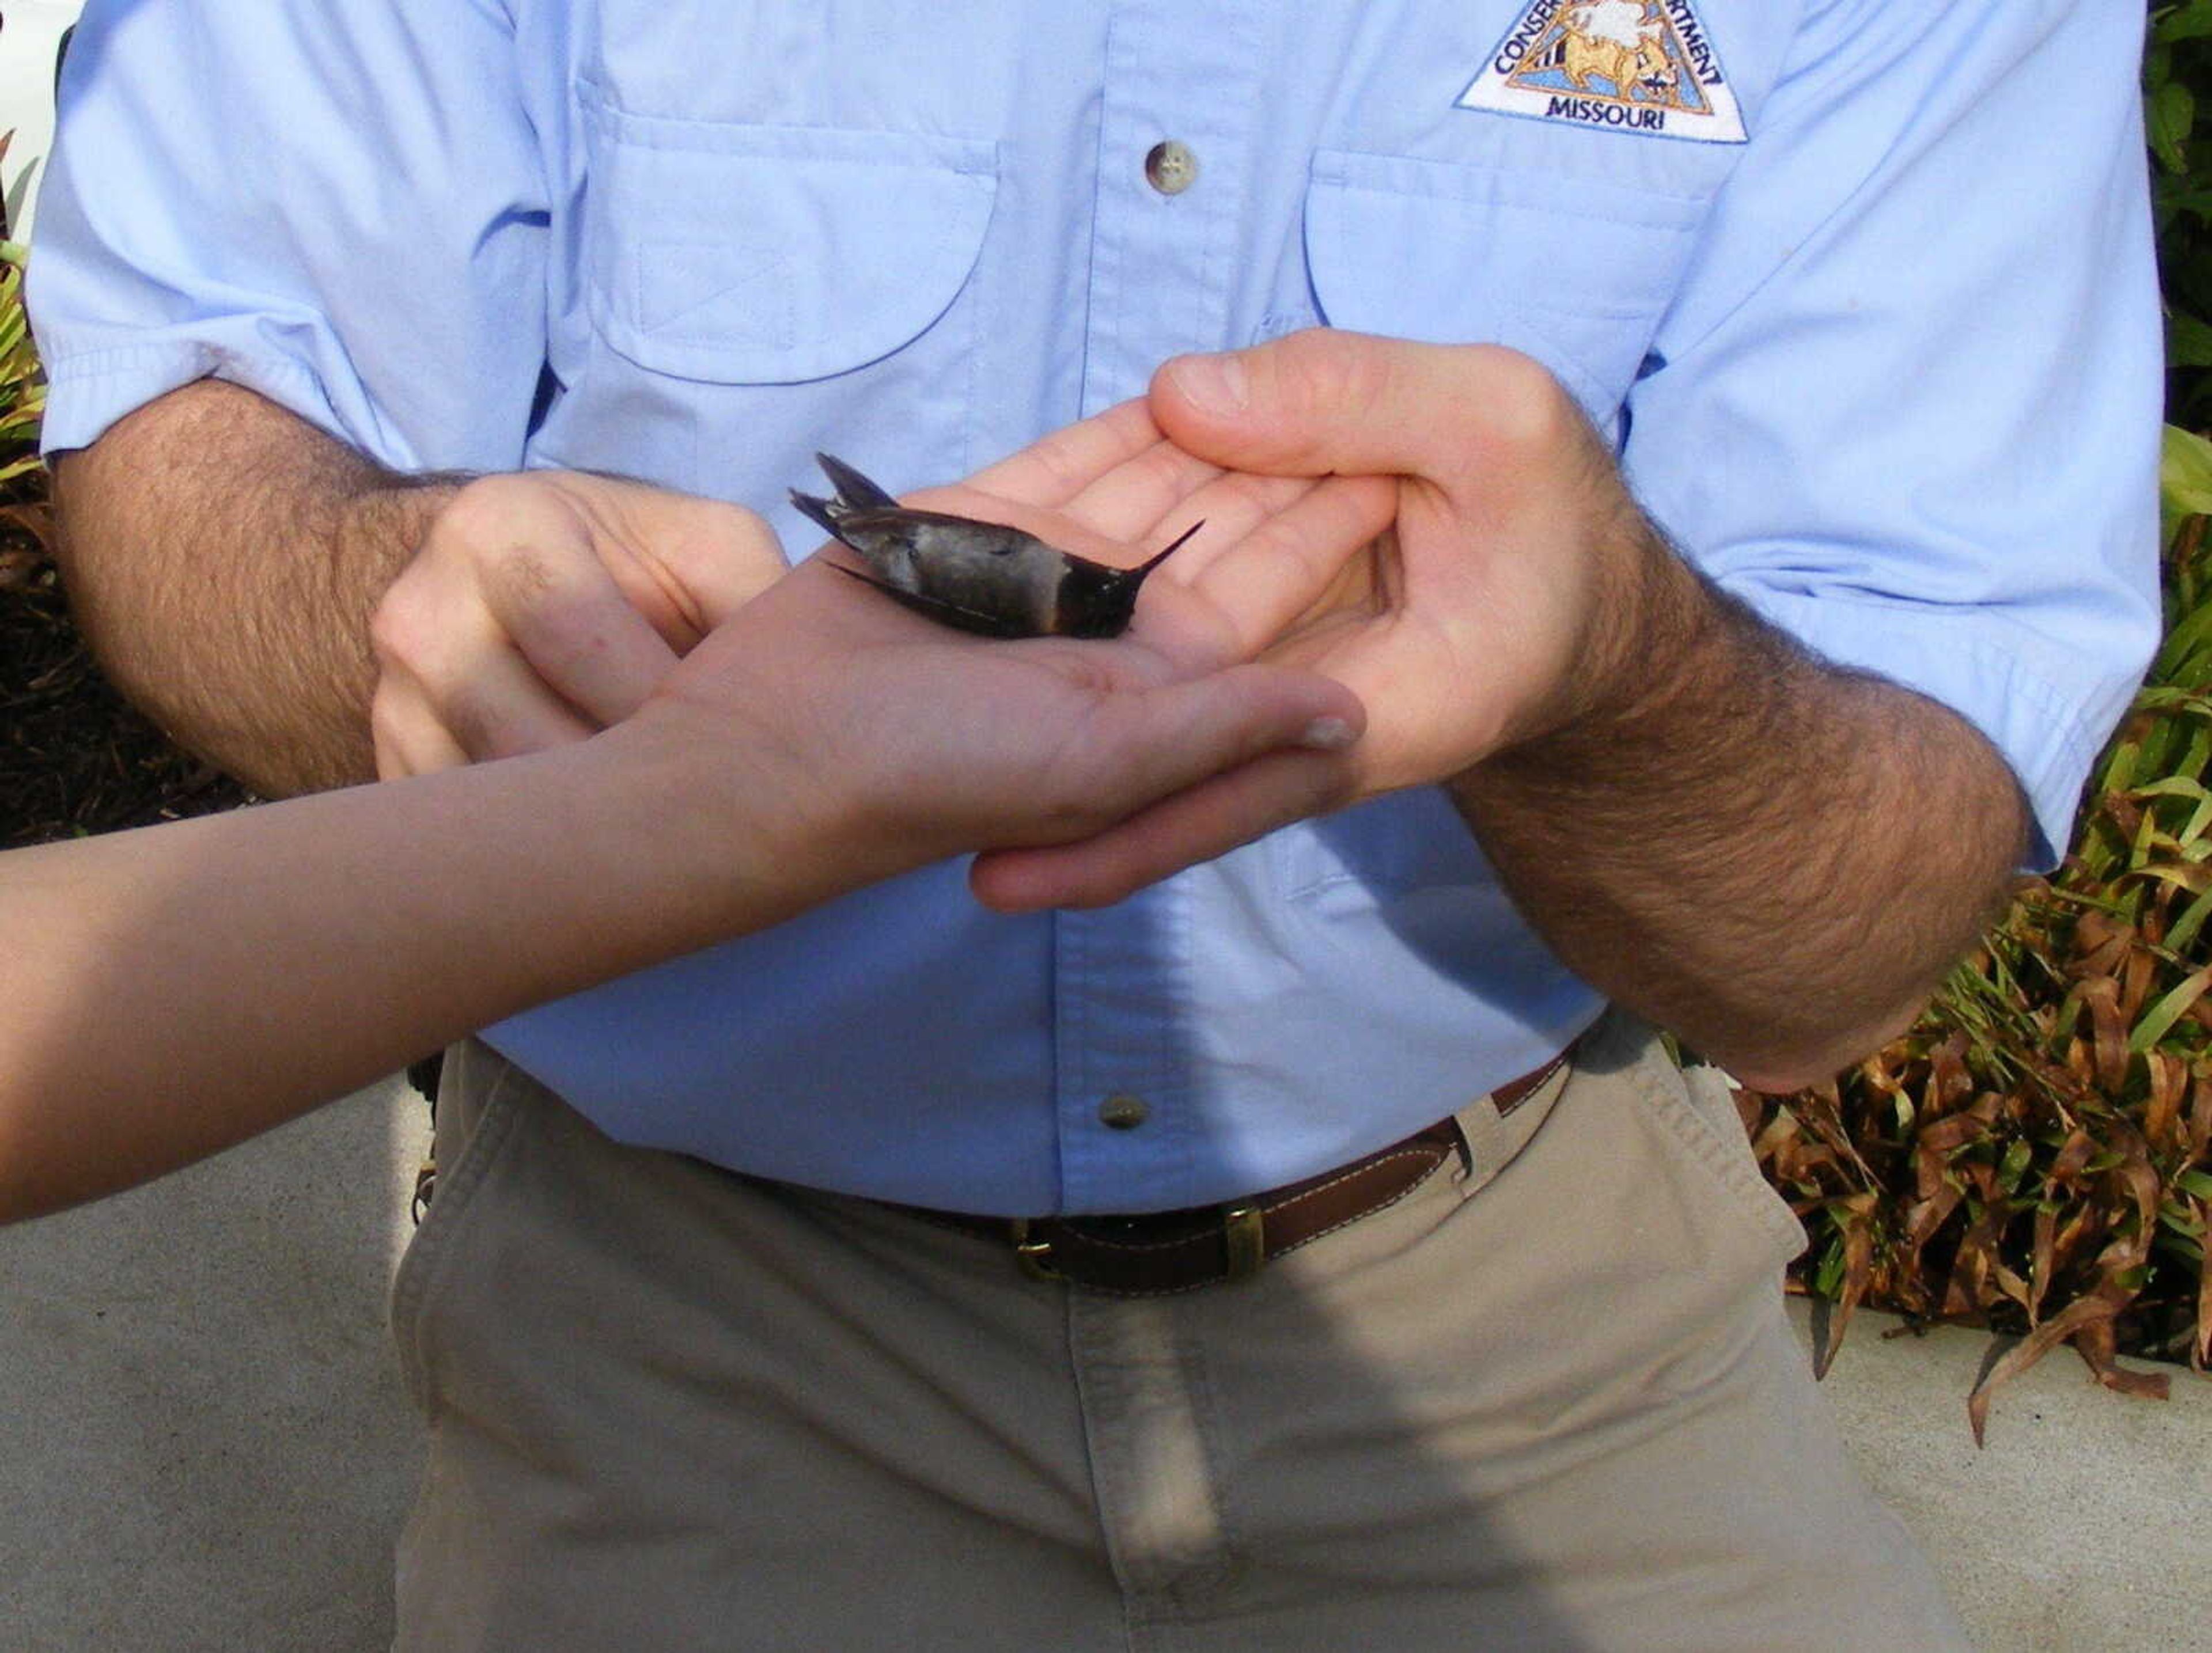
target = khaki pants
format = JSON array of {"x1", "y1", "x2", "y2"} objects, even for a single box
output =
[{"x1": 389, "y1": 1014, "x2": 1965, "y2": 1651}]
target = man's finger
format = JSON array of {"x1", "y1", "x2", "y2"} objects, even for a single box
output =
[
  {"x1": 964, "y1": 399, "x2": 1164, "y2": 505},
  {"x1": 1084, "y1": 661, "x2": 1362, "y2": 804},
  {"x1": 1056, "y1": 439, "x2": 1224, "y2": 541},
  {"x1": 369, "y1": 682, "x2": 472, "y2": 779},
  {"x1": 1175, "y1": 474, "x2": 1397, "y2": 651},
  {"x1": 423, "y1": 647, "x2": 600, "y2": 760},
  {"x1": 971, "y1": 744, "x2": 1361, "y2": 912},
  {"x1": 969, "y1": 663, "x2": 1362, "y2": 908},
  {"x1": 1123, "y1": 473, "x2": 1393, "y2": 674},
  {"x1": 1086, "y1": 466, "x2": 1318, "y2": 571},
  {"x1": 1149, "y1": 330, "x2": 1566, "y2": 490},
  {"x1": 632, "y1": 495, "x2": 792, "y2": 631},
  {"x1": 491, "y1": 554, "x2": 686, "y2": 729}
]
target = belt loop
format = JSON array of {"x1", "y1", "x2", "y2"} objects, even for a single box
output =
[
  {"x1": 1222, "y1": 1204, "x2": 1265, "y2": 1280},
  {"x1": 1457, "y1": 1049, "x2": 1575, "y2": 1203}
]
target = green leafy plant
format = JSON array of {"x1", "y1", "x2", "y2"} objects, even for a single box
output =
[
  {"x1": 1, "y1": 244, "x2": 44, "y2": 491},
  {"x1": 2149, "y1": 2, "x2": 2212, "y2": 423},
  {"x1": 1, "y1": 128, "x2": 44, "y2": 498},
  {"x1": 1, "y1": 212, "x2": 51, "y2": 569},
  {"x1": 1738, "y1": 3, "x2": 2212, "y2": 1446},
  {"x1": 1748, "y1": 439, "x2": 2212, "y2": 1440}
]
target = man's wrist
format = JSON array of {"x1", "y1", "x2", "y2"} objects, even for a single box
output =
[
  {"x1": 332, "y1": 471, "x2": 474, "y2": 600},
  {"x1": 1485, "y1": 510, "x2": 1734, "y2": 780}
]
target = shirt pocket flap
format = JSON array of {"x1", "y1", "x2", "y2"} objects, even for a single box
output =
[
  {"x1": 1304, "y1": 148, "x2": 1703, "y2": 418},
  {"x1": 584, "y1": 95, "x2": 997, "y2": 386}
]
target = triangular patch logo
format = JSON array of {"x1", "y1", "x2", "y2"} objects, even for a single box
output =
[{"x1": 1457, "y1": 1, "x2": 1747, "y2": 145}]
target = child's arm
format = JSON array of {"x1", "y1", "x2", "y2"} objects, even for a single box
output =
[{"x1": 0, "y1": 553, "x2": 1362, "y2": 1224}]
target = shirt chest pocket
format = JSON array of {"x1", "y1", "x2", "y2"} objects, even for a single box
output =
[
  {"x1": 1300, "y1": 147, "x2": 1707, "y2": 426},
  {"x1": 566, "y1": 86, "x2": 998, "y2": 497}
]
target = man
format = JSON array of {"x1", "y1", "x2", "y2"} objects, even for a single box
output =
[{"x1": 31, "y1": 2, "x2": 2158, "y2": 1646}]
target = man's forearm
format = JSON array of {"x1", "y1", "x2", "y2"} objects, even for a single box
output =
[
  {"x1": 52, "y1": 380, "x2": 463, "y2": 795},
  {"x1": 1450, "y1": 532, "x2": 2028, "y2": 1093}
]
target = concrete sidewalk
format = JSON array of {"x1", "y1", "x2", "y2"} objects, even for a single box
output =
[
  {"x1": 1, "y1": 1073, "x2": 2206, "y2": 1651},
  {"x1": 0, "y1": 1075, "x2": 426, "y2": 1652}
]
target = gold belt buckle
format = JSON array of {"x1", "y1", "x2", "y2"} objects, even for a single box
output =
[{"x1": 1009, "y1": 1206, "x2": 1266, "y2": 1288}]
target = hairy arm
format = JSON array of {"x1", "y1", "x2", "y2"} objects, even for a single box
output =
[
  {"x1": 52, "y1": 380, "x2": 460, "y2": 795},
  {"x1": 54, "y1": 378, "x2": 791, "y2": 795},
  {"x1": 1448, "y1": 518, "x2": 2027, "y2": 1091},
  {"x1": 1128, "y1": 330, "x2": 2031, "y2": 1091}
]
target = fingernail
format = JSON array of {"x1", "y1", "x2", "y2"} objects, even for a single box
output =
[
  {"x1": 1298, "y1": 716, "x2": 1358, "y2": 751},
  {"x1": 1166, "y1": 353, "x2": 1249, "y2": 416}
]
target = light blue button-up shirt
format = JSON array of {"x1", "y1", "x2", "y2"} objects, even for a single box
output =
[{"x1": 33, "y1": 1, "x2": 2161, "y2": 1214}]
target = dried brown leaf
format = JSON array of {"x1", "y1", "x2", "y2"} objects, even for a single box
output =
[
  {"x1": 2104, "y1": 794, "x2": 2145, "y2": 851},
  {"x1": 2071, "y1": 1317, "x2": 2171, "y2": 1405},
  {"x1": 2081, "y1": 975, "x2": 2133, "y2": 1093},
  {"x1": 2048, "y1": 1204, "x2": 2104, "y2": 1280},
  {"x1": 1967, "y1": 1282, "x2": 2164, "y2": 1447},
  {"x1": 2143, "y1": 1051, "x2": 2189, "y2": 1154},
  {"x1": 0, "y1": 499, "x2": 51, "y2": 539},
  {"x1": 0, "y1": 546, "x2": 43, "y2": 590},
  {"x1": 1941, "y1": 1205, "x2": 2007, "y2": 1320},
  {"x1": 1731, "y1": 1086, "x2": 1762, "y2": 1138},
  {"x1": 1812, "y1": 1223, "x2": 1870, "y2": 1378},
  {"x1": 2048, "y1": 1129, "x2": 2098, "y2": 1187},
  {"x1": 2120, "y1": 944, "x2": 2159, "y2": 1023},
  {"x1": 1990, "y1": 1254, "x2": 2036, "y2": 1317},
  {"x1": 2070, "y1": 911, "x2": 2130, "y2": 977},
  {"x1": 1792, "y1": 1088, "x2": 1878, "y2": 1187},
  {"x1": 2029, "y1": 1204, "x2": 2056, "y2": 1324},
  {"x1": 1929, "y1": 1034, "x2": 1976, "y2": 1113},
  {"x1": 2196, "y1": 1199, "x2": 2211, "y2": 1374},
  {"x1": 2100, "y1": 1125, "x2": 2164, "y2": 1274}
]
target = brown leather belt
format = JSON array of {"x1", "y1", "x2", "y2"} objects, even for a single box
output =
[{"x1": 903, "y1": 1053, "x2": 1569, "y2": 1296}]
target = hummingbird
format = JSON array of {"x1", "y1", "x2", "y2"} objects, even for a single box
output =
[{"x1": 790, "y1": 453, "x2": 1200, "y2": 640}]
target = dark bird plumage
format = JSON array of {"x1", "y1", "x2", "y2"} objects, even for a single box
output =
[{"x1": 791, "y1": 453, "x2": 1199, "y2": 639}]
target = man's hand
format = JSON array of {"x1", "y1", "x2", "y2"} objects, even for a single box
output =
[
  {"x1": 370, "y1": 472, "x2": 786, "y2": 776},
  {"x1": 372, "y1": 399, "x2": 1396, "y2": 786},
  {"x1": 755, "y1": 398, "x2": 1391, "y2": 908},
  {"x1": 974, "y1": 329, "x2": 2028, "y2": 1089},
  {"x1": 971, "y1": 331, "x2": 1661, "y2": 904},
  {"x1": 1146, "y1": 329, "x2": 1658, "y2": 797}
]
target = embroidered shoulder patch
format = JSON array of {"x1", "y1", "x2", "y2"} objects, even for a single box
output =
[{"x1": 1458, "y1": 0, "x2": 1747, "y2": 145}]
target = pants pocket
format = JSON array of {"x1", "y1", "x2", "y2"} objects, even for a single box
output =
[
  {"x1": 1626, "y1": 1025, "x2": 1808, "y2": 1269},
  {"x1": 387, "y1": 1039, "x2": 530, "y2": 1419}
]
